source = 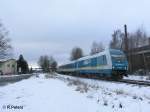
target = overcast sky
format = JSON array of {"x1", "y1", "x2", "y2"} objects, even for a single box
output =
[{"x1": 0, "y1": 0, "x2": 150, "y2": 67}]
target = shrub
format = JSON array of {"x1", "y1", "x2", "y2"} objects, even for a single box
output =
[{"x1": 114, "y1": 89, "x2": 124, "y2": 95}]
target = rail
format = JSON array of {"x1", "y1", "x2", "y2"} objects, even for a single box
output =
[{"x1": 118, "y1": 79, "x2": 150, "y2": 86}]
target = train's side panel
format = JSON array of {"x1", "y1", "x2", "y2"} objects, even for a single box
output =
[
  {"x1": 58, "y1": 50, "x2": 113, "y2": 77},
  {"x1": 75, "y1": 50, "x2": 113, "y2": 77}
]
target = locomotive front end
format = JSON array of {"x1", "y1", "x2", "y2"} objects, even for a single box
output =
[{"x1": 110, "y1": 49, "x2": 128, "y2": 79}]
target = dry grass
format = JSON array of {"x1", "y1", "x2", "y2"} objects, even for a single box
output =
[
  {"x1": 75, "y1": 84, "x2": 89, "y2": 93},
  {"x1": 45, "y1": 73, "x2": 57, "y2": 79},
  {"x1": 114, "y1": 89, "x2": 124, "y2": 95},
  {"x1": 66, "y1": 78, "x2": 90, "y2": 93},
  {"x1": 132, "y1": 95, "x2": 137, "y2": 99}
]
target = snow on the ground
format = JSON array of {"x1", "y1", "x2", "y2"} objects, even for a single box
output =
[
  {"x1": 0, "y1": 74, "x2": 102, "y2": 112},
  {"x1": 124, "y1": 75, "x2": 150, "y2": 82},
  {"x1": 0, "y1": 73, "x2": 150, "y2": 112},
  {"x1": 57, "y1": 74, "x2": 150, "y2": 111}
]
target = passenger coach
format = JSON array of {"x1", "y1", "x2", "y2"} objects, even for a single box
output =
[{"x1": 58, "y1": 49, "x2": 128, "y2": 80}]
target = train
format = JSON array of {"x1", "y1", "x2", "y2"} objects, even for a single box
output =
[{"x1": 57, "y1": 49, "x2": 128, "y2": 80}]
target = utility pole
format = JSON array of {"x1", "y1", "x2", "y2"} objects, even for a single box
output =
[
  {"x1": 124, "y1": 24, "x2": 128, "y2": 53},
  {"x1": 124, "y1": 24, "x2": 131, "y2": 72}
]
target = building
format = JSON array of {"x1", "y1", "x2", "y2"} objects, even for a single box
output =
[
  {"x1": 0, "y1": 59, "x2": 17, "y2": 75},
  {"x1": 144, "y1": 37, "x2": 150, "y2": 46}
]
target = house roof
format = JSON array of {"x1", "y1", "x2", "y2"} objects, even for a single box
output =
[
  {"x1": 128, "y1": 45, "x2": 150, "y2": 55},
  {"x1": 0, "y1": 58, "x2": 16, "y2": 62}
]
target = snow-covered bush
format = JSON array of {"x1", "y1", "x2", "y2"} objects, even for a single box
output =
[
  {"x1": 75, "y1": 84, "x2": 89, "y2": 93},
  {"x1": 89, "y1": 84, "x2": 99, "y2": 90},
  {"x1": 103, "y1": 100, "x2": 108, "y2": 106},
  {"x1": 45, "y1": 73, "x2": 57, "y2": 79},
  {"x1": 132, "y1": 95, "x2": 137, "y2": 99},
  {"x1": 66, "y1": 78, "x2": 90, "y2": 93},
  {"x1": 114, "y1": 89, "x2": 124, "y2": 95}
]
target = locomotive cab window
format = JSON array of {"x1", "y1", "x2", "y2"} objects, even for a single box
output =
[{"x1": 111, "y1": 55, "x2": 126, "y2": 62}]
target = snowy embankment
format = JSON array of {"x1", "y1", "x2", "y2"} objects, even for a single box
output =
[
  {"x1": 0, "y1": 73, "x2": 150, "y2": 112},
  {"x1": 124, "y1": 75, "x2": 150, "y2": 82}
]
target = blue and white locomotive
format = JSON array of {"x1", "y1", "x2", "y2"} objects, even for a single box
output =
[{"x1": 58, "y1": 49, "x2": 128, "y2": 80}]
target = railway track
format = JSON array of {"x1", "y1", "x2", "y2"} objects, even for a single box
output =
[
  {"x1": 94, "y1": 77, "x2": 150, "y2": 86},
  {"x1": 118, "y1": 79, "x2": 150, "y2": 86},
  {"x1": 87, "y1": 76, "x2": 150, "y2": 86},
  {"x1": 95, "y1": 78, "x2": 150, "y2": 86},
  {"x1": 59, "y1": 73, "x2": 150, "y2": 86}
]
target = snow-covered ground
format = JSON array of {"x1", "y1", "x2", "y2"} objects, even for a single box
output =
[
  {"x1": 0, "y1": 73, "x2": 150, "y2": 112},
  {"x1": 124, "y1": 75, "x2": 150, "y2": 82}
]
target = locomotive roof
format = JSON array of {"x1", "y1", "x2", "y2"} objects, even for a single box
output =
[
  {"x1": 77, "y1": 50, "x2": 107, "y2": 61},
  {"x1": 59, "y1": 49, "x2": 107, "y2": 66},
  {"x1": 59, "y1": 49, "x2": 124, "y2": 66}
]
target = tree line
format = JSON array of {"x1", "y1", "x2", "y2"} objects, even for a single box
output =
[
  {"x1": 109, "y1": 25, "x2": 148, "y2": 51},
  {"x1": 38, "y1": 55, "x2": 57, "y2": 73}
]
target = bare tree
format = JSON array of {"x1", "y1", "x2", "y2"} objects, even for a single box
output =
[
  {"x1": 127, "y1": 27, "x2": 148, "y2": 72},
  {"x1": 0, "y1": 22, "x2": 12, "y2": 59},
  {"x1": 49, "y1": 56, "x2": 57, "y2": 72},
  {"x1": 38, "y1": 55, "x2": 50, "y2": 72},
  {"x1": 70, "y1": 47, "x2": 84, "y2": 61},
  {"x1": 109, "y1": 29, "x2": 124, "y2": 50},
  {"x1": 110, "y1": 25, "x2": 148, "y2": 51},
  {"x1": 129, "y1": 28, "x2": 147, "y2": 49},
  {"x1": 90, "y1": 41, "x2": 104, "y2": 55},
  {"x1": 38, "y1": 55, "x2": 57, "y2": 72}
]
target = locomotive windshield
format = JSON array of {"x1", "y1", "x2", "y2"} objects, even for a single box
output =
[
  {"x1": 111, "y1": 55, "x2": 126, "y2": 62},
  {"x1": 110, "y1": 49, "x2": 127, "y2": 62}
]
